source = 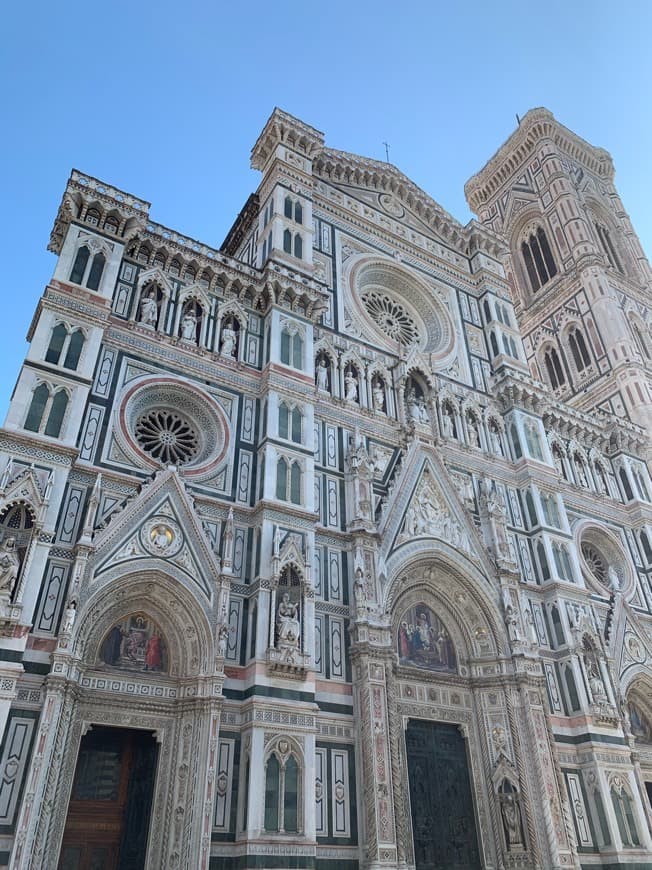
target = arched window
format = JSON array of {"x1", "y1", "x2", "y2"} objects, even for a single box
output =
[
  {"x1": 283, "y1": 229, "x2": 292, "y2": 254},
  {"x1": 567, "y1": 327, "x2": 591, "y2": 373},
  {"x1": 85, "y1": 207, "x2": 101, "y2": 226},
  {"x1": 633, "y1": 468, "x2": 650, "y2": 502},
  {"x1": 87, "y1": 252, "x2": 105, "y2": 292},
  {"x1": 153, "y1": 252, "x2": 166, "y2": 270},
  {"x1": 284, "y1": 196, "x2": 293, "y2": 219},
  {"x1": 290, "y1": 462, "x2": 301, "y2": 505},
  {"x1": 138, "y1": 246, "x2": 151, "y2": 265},
  {"x1": 280, "y1": 325, "x2": 303, "y2": 369},
  {"x1": 46, "y1": 325, "x2": 85, "y2": 370},
  {"x1": 544, "y1": 347, "x2": 566, "y2": 389},
  {"x1": 63, "y1": 330, "x2": 85, "y2": 370},
  {"x1": 279, "y1": 403, "x2": 302, "y2": 443},
  {"x1": 525, "y1": 491, "x2": 537, "y2": 527},
  {"x1": 490, "y1": 331, "x2": 499, "y2": 357},
  {"x1": 183, "y1": 266, "x2": 196, "y2": 282},
  {"x1": 541, "y1": 492, "x2": 560, "y2": 528},
  {"x1": 294, "y1": 202, "x2": 302, "y2": 225},
  {"x1": 524, "y1": 421, "x2": 543, "y2": 461},
  {"x1": 45, "y1": 324, "x2": 68, "y2": 365},
  {"x1": 264, "y1": 750, "x2": 300, "y2": 833},
  {"x1": 169, "y1": 258, "x2": 181, "y2": 277},
  {"x1": 619, "y1": 468, "x2": 634, "y2": 501},
  {"x1": 24, "y1": 384, "x2": 50, "y2": 432},
  {"x1": 631, "y1": 321, "x2": 650, "y2": 360},
  {"x1": 249, "y1": 603, "x2": 257, "y2": 660},
  {"x1": 44, "y1": 390, "x2": 68, "y2": 437},
  {"x1": 276, "y1": 458, "x2": 288, "y2": 501},
  {"x1": 69, "y1": 246, "x2": 90, "y2": 285},
  {"x1": 103, "y1": 215, "x2": 119, "y2": 235},
  {"x1": 521, "y1": 226, "x2": 557, "y2": 292},
  {"x1": 510, "y1": 423, "x2": 522, "y2": 459},
  {"x1": 265, "y1": 754, "x2": 281, "y2": 831},
  {"x1": 537, "y1": 541, "x2": 550, "y2": 582},
  {"x1": 483, "y1": 300, "x2": 492, "y2": 323},
  {"x1": 595, "y1": 224, "x2": 623, "y2": 273},
  {"x1": 24, "y1": 385, "x2": 68, "y2": 437},
  {"x1": 640, "y1": 531, "x2": 652, "y2": 564},
  {"x1": 293, "y1": 234, "x2": 303, "y2": 259}
]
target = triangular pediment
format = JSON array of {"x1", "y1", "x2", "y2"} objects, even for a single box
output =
[
  {"x1": 313, "y1": 148, "x2": 468, "y2": 249},
  {"x1": 89, "y1": 469, "x2": 221, "y2": 598},
  {"x1": 0, "y1": 464, "x2": 49, "y2": 520},
  {"x1": 379, "y1": 445, "x2": 491, "y2": 572},
  {"x1": 137, "y1": 267, "x2": 174, "y2": 296}
]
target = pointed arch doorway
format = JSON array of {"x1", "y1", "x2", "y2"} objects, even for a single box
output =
[
  {"x1": 58, "y1": 726, "x2": 158, "y2": 870},
  {"x1": 405, "y1": 718, "x2": 481, "y2": 870}
]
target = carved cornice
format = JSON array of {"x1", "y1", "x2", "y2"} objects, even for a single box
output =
[
  {"x1": 465, "y1": 107, "x2": 615, "y2": 212},
  {"x1": 251, "y1": 107, "x2": 325, "y2": 171},
  {"x1": 49, "y1": 170, "x2": 150, "y2": 255}
]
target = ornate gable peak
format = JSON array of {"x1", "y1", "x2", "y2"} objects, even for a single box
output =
[
  {"x1": 137, "y1": 267, "x2": 174, "y2": 296},
  {"x1": 314, "y1": 147, "x2": 468, "y2": 246},
  {"x1": 251, "y1": 107, "x2": 325, "y2": 171},
  {"x1": 90, "y1": 467, "x2": 222, "y2": 584},
  {"x1": 465, "y1": 107, "x2": 615, "y2": 212}
]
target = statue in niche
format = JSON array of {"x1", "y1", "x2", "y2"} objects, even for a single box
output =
[
  {"x1": 344, "y1": 369, "x2": 358, "y2": 403},
  {"x1": 406, "y1": 388, "x2": 421, "y2": 424},
  {"x1": 397, "y1": 603, "x2": 456, "y2": 672},
  {"x1": 480, "y1": 478, "x2": 510, "y2": 560},
  {"x1": 100, "y1": 613, "x2": 168, "y2": 673},
  {"x1": 417, "y1": 397, "x2": 429, "y2": 423},
  {"x1": 353, "y1": 566, "x2": 367, "y2": 612},
  {"x1": 220, "y1": 320, "x2": 237, "y2": 358},
  {"x1": 61, "y1": 599, "x2": 77, "y2": 635},
  {"x1": 276, "y1": 592, "x2": 300, "y2": 648},
  {"x1": 0, "y1": 537, "x2": 19, "y2": 596},
  {"x1": 372, "y1": 379, "x2": 385, "y2": 411},
  {"x1": 489, "y1": 422, "x2": 503, "y2": 455},
  {"x1": 583, "y1": 642, "x2": 607, "y2": 701},
  {"x1": 500, "y1": 790, "x2": 524, "y2": 849},
  {"x1": 139, "y1": 290, "x2": 158, "y2": 327},
  {"x1": 180, "y1": 309, "x2": 197, "y2": 341},
  {"x1": 316, "y1": 357, "x2": 330, "y2": 392},
  {"x1": 467, "y1": 414, "x2": 481, "y2": 447},
  {"x1": 440, "y1": 403, "x2": 455, "y2": 439}
]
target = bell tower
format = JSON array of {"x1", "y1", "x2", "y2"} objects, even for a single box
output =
[{"x1": 465, "y1": 108, "x2": 652, "y2": 434}]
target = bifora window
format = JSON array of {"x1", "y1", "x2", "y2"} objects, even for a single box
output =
[
  {"x1": 521, "y1": 226, "x2": 557, "y2": 292},
  {"x1": 134, "y1": 409, "x2": 200, "y2": 465}
]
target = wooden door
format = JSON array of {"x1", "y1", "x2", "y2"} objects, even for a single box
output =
[
  {"x1": 406, "y1": 719, "x2": 481, "y2": 870},
  {"x1": 58, "y1": 727, "x2": 158, "y2": 870}
]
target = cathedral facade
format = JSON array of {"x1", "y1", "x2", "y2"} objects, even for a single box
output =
[{"x1": 0, "y1": 107, "x2": 650, "y2": 869}]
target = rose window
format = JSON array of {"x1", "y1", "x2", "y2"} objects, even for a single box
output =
[
  {"x1": 360, "y1": 290, "x2": 420, "y2": 347},
  {"x1": 581, "y1": 543, "x2": 607, "y2": 585},
  {"x1": 134, "y1": 410, "x2": 199, "y2": 465}
]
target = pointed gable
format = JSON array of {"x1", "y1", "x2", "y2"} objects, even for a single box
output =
[{"x1": 90, "y1": 468, "x2": 222, "y2": 598}]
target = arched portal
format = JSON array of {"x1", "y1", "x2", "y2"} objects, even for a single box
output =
[
  {"x1": 351, "y1": 548, "x2": 549, "y2": 870},
  {"x1": 13, "y1": 571, "x2": 219, "y2": 870}
]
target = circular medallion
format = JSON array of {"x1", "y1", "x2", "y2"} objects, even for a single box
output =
[{"x1": 141, "y1": 518, "x2": 183, "y2": 557}]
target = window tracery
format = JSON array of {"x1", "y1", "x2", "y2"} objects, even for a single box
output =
[{"x1": 520, "y1": 225, "x2": 557, "y2": 292}]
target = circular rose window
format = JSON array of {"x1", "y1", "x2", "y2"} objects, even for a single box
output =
[
  {"x1": 344, "y1": 257, "x2": 456, "y2": 363},
  {"x1": 115, "y1": 376, "x2": 231, "y2": 478},
  {"x1": 134, "y1": 410, "x2": 199, "y2": 465}
]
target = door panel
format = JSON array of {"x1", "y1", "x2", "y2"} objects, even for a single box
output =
[
  {"x1": 406, "y1": 719, "x2": 481, "y2": 870},
  {"x1": 59, "y1": 727, "x2": 157, "y2": 870}
]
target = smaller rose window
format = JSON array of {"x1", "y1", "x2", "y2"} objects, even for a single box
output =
[
  {"x1": 360, "y1": 290, "x2": 421, "y2": 347},
  {"x1": 581, "y1": 542, "x2": 607, "y2": 585},
  {"x1": 134, "y1": 410, "x2": 199, "y2": 465}
]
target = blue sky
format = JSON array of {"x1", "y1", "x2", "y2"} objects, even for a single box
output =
[{"x1": 1, "y1": 0, "x2": 650, "y2": 415}]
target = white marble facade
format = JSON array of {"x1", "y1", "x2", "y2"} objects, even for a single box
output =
[{"x1": 0, "y1": 107, "x2": 650, "y2": 869}]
